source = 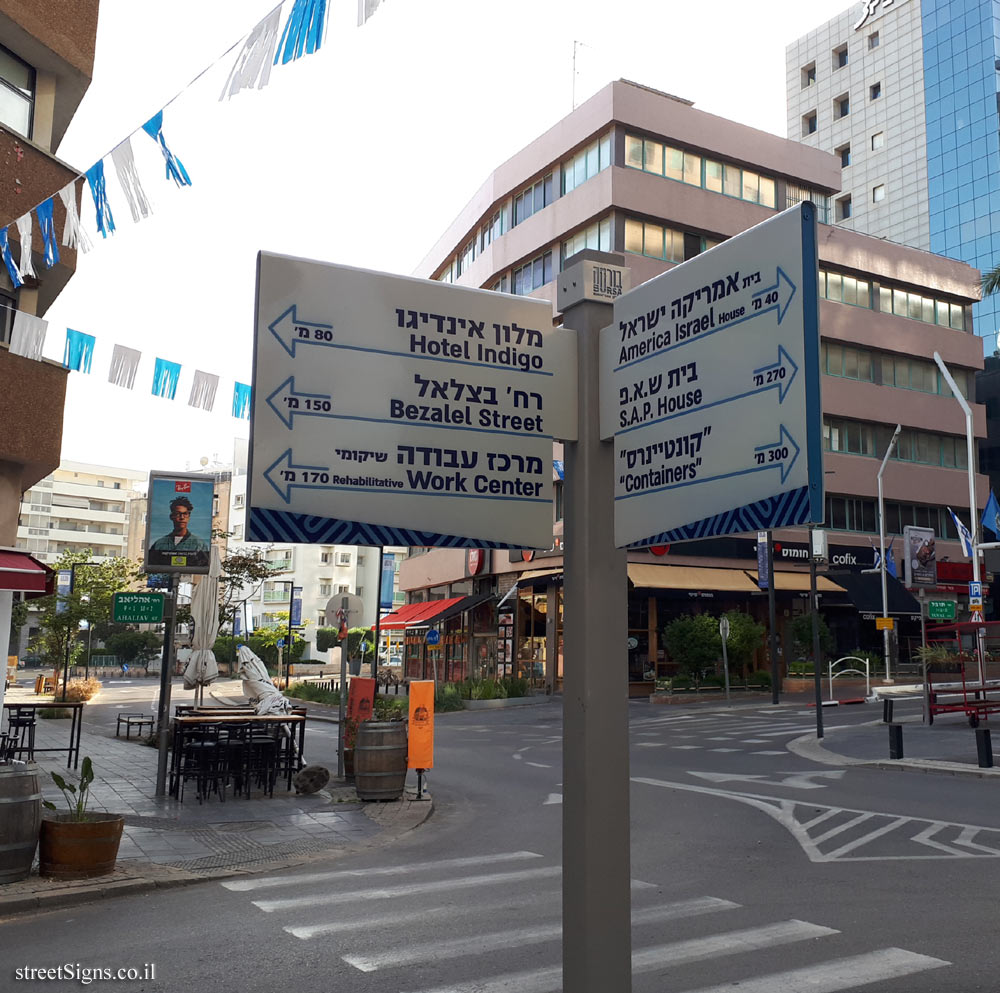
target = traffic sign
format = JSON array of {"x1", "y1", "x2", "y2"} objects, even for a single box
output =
[
  {"x1": 426, "y1": 629, "x2": 440, "y2": 646},
  {"x1": 928, "y1": 600, "x2": 956, "y2": 621},
  {"x1": 970, "y1": 581, "x2": 983, "y2": 599},
  {"x1": 875, "y1": 617, "x2": 895, "y2": 631},
  {"x1": 719, "y1": 616, "x2": 730, "y2": 642},
  {"x1": 600, "y1": 203, "x2": 822, "y2": 547},
  {"x1": 112, "y1": 592, "x2": 164, "y2": 624},
  {"x1": 248, "y1": 254, "x2": 578, "y2": 549}
]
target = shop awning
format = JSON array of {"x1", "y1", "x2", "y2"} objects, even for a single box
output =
[
  {"x1": 747, "y1": 571, "x2": 845, "y2": 593},
  {"x1": 0, "y1": 549, "x2": 55, "y2": 599},
  {"x1": 827, "y1": 571, "x2": 921, "y2": 616},
  {"x1": 627, "y1": 564, "x2": 760, "y2": 592},
  {"x1": 379, "y1": 596, "x2": 469, "y2": 631},
  {"x1": 431, "y1": 593, "x2": 494, "y2": 624},
  {"x1": 516, "y1": 569, "x2": 563, "y2": 589}
]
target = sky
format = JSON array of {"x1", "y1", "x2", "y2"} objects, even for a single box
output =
[{"x1": 42, "y1": 0, "x2": 856, "y2": 475}]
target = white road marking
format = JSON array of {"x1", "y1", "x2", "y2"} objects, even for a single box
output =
[
  {"x1": 399, "y1": 920, "x2": 837, "y2": 993},
  {"x1": 709, "y1": 748, "x2": 741, "y2": 753},
  {"x1": 221, "y1": 851, "x2": 543, "y2": 892},
  {"x1": 636, "y1": 742, "x2": 669, "y2": 747},
  {"x1": 678, "y1": 947, "x2": 949, "y2": 993},
  {"x1": 526, "y1": 761, "x2": 552, "y2": 768},
  {"x1": 688, "y1": 770, "x2": 845, "y2": 790},
  {"x1": 752, "y1": 750, "x2": 786, "y2": 755},
  {"x1": 672, "y1": 745, "x2": 702, "y2": 750},
  {"x1": 543, "y1": 793, "x2": 562, "y2": 805},
  {"x1": 343, "y1": 897, "x2": 740, "y2": 971}
]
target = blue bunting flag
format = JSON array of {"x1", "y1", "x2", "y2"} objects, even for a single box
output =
[
  {"x1": 35, "y1": 198, "x2": 60, "y2": 268},
  {"x1": 141, "y1": 110, "x2": 192, "y2": 187},
  {"x1": 232, "y1": 382, "x2": 252, "y2": 419},
  {"x1": 0, "y1": 228, "x2": 22, "y2": 288},
  {"x1": 85, "y1": 162, "x2": 116, "y2": 238},
  {"x1": 63, "y1": 329, "x2": 96, "y2": 373},
  {"x1": 275, "y1": 0, "x2": 327, "y2": 64},
  {"x1": 152, "y1": 357, "x2": 182, "y2": 399}
]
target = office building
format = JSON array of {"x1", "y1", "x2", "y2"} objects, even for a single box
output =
[
  {"x1": 402, "y1": 78, "x2": 986, "y2": 690},
  {"x1": 786, "y1": 0, "x2": 1000, "y2": 350}
]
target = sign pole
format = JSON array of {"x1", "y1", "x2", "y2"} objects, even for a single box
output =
[
  {"x1": 767, "y1": 533, "x2": 778, "y2": 704},
  {"x1": 154, "y1": 574, "x2": 177, "y2": 797},
  {"x1": 810, "y1": 526, "x2": 824, "y2": 738},
  {"x1": 559, "y1": 253, "x2": 631, "y2": 993}
]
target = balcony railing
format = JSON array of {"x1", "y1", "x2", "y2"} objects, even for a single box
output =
[
  {"x1": 266, "y1": 559, "x2": 292, "y2": 572},
  {"x1": 262, "y1": 590, "x2": 291, "y2": 602}
]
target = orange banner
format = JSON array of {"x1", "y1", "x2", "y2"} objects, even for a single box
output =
[
  {"x1": 346, "y1": 677, "x2": 376, "y2": 748},
  {"x1": 408, "y1": 680, "x2": 434, "y2": 769}
]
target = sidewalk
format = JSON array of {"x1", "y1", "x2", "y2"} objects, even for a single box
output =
[{"x1": 0, "y1": 685, "x2": 432, "y2": 918}]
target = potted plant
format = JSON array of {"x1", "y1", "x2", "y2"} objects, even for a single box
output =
[{"x1": 39, "y1": 757, "x2": 124, "y2": 879}]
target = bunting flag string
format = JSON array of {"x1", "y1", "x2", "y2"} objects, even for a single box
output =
[
  {"x1": 152, "y1": 357, "x2": 182, "y2": 399},
  {"x1": 141, "y1": 110, "x2": 192, "y2": 188},
  {"x1": 233, "y1": 382, "x2": 252, "y2": 419},
  {"x1": 36, "y1": 198, "x2": 60, "y2": 268},
  {"x1": 220, "y1": 7, "x2": 282, "y2": 100},
  {"x1": 63, "y1": 329, "x2": 96, "y2": 373},
  {"x1": 189, "y1": 370, "x2": 220, "y2": 411},
  {"x1": 357, "y1": 0, "x2": 386, "y2": 26},
  {"x1": 9, "y1": 311, "x2": 47, "y2": 361},
  {"x1": 109, "y1": 344, "x2": 142, "y2": 389},
  {"x1": 0, "y1": 228, "x2": 22, "y2": 288},
  {"x1": 57, "y1": 181, "x2": 91, "y2": 253},
  {"x1": 14, "y1": 213, "x2": 36, "y2": 280},
  {"x1": 84, "y1": 161, "x2": 116, "y2": 238},
  {"x1": 275, "y1": 0, "x2": 328, "y2": 65},
  {"x1": 110, "y1": 139, "x2": 152, "y2": 223}
]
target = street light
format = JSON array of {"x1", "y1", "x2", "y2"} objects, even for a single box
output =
[
  {"x1": 61, "y1": 560, "x2": 99, "y2": 701},
  {"x1": 877, "y1": 424, "x2": 902, "y2": 683}
]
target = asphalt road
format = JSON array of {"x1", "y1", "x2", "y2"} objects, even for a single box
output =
[{"x1": 3, "y1": 691, "x2": 1000, "y2": 991}]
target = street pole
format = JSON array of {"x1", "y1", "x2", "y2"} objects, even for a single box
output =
[
  {"x1": 810, "y1": 526, "x2": 824, "y2": 739},
  {"x1": 877, "y1": 424, "x2": 902, "y2": 684},
  {"x1": 559, "y1": 253, "x2": 631, "y2": 993},
  {"x1": 933, "y1": 353, "x2": 984, "y2": 683},
  {"x1": 767, "y1": 532, "x2": 778, "y2": 704},
  {"x1": 154, "y1": 575, "x2": 177, "y2": 797},
  {"x1": 374, "y1": 546, "x2": 385, "y2": 681},
  {"x1": 285, "y1": 581, "x2": 294, "y2": 690}
]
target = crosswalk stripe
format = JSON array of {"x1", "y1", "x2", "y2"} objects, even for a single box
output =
[
  {"x1": 342, "y1": 897, "x2": 740, "y2": 971},
  {"x1": 252, "y1": 866, "x2": 562, "y2": 912},
  {"x1": 675, "y1": 947, "x2": 950, "y2": 993},
  {"x1": 221, "y1": 851, "x2": 543, "y2": 892},
  {"x1": 399, "y1": 919, "x2": 836, "y2": 993}
]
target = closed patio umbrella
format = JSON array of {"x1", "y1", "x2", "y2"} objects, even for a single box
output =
[
  {"x1": 183, "y1": 546, "x2": 221, "y2": 702},
  {"x1": 237, "y1": 644, "x2": 293, "y2": 715}
]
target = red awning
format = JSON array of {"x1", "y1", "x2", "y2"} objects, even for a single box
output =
[
  {"x1": 0, "y1": 549, "x2": 55, "y2": 598},
  {"x1": 379, "y1": 596, "x2": 466, "y2": 630}
]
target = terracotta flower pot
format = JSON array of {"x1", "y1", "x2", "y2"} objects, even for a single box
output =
[{"x1": 39, "y1": 813, "x2": 124, "y2": 879}]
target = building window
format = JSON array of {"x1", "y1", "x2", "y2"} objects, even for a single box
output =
[
  {"x1": 868, "y1": 31, "x2": 879, "y2": 49},
  {"x1": 319, "y1": 583, "x2": 332, "y2": 597},
  {"x1": 834, "y1": 44, "x2": 848, "y2": 69},
  {"x1": 870, "y1": 81, "x2": 881, "y2": 100},
  {"x1": 478, "y1": 206, "x2": 508, "y2": 253},
  {"x1": 337, "y1": 551, "x2": 352, "y2": 565},
  {"x1": 561, "y1": 133, "x2": 612, "y2": 195},
  {"x1": 873, "y1": 184, "x2": 886, "y2": 203},
  {"x1": 819, "y1": 269, "x2": 870, "y2": 308},
  {"x1": 836, "y1": 195, "x2": 852, "y2": 221},
  {"x1": 878, "y1": 286, "x2": 966, "y2": 331},
  {"x1": 802, "y1": 112, "x2": 817, "y2": 136},
  {"x1": 513, "y1": 251, "x2": 553, "y2": 295},
  {"x1": 0, "y1": 45, "x2": 34, "y2": 137},
  {"x1": 512, "y1": 175, "x2": 553, "y2": 227},
  {"x1": 456, "y1": 239, "x2": 475, "y2": 276},
  {"x1": 824, "y1": 416, "x2": 968, "y2": 469},
  {"x1": 624, "y1": 218, "x2": 684, "y2": 262},
  {"x1": 871, "y1": 131, "x2": 884, "y2": 150},
  {"x1": 561, "y1": 217, "x2": 611, "y2": 266},
  {"x1": 837, "y1": 144, "x2": 851, "y2": 167},
  {"x1": 801, "y1": 62, "x2": 816, "y2": 88},
  {"x1": 785, "y1": 184, "x2": 830, "y2": 223},
  {"x1": 834, "y1": 93, "x2": 850, "y2": 119},
  {"x1": 338, "y1": 585, "x2": 350, "y2": 594}
]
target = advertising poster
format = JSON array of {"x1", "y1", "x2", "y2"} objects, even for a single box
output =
[
  {"x1": 903, "y1": 525, "x2": 937, "y2": 587},
  {"x1": 380, "y1": 554, "x2": 395, "y2": 611},
  {"x1": 144, "y1": 472, "x2": 215, "y2": 575},
  {"x1": 408, "y1": 680, "x2": 435, "y2": 769},
  {"x1": 346, "y1": 677, "x2": 376, "y2": 748}
]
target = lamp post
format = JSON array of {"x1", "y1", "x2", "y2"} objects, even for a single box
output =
[
  {"x1": 877, "y1": 424, "x2": 902, "y2": 683},
  {"x1": 61, "y1": 560, "x2": 99, "y2": 701},
  {"x1": 933, "y1": 353, "x2": 985, "y2": 683}
]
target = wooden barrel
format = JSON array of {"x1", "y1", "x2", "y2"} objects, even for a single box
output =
[
  {"x1": 39, "y1": 813, "x2": 124, "y2": 879},
  {"x1": 0, "y1": 762, "x2": 42, "y2": 883},
  {"x1": 354, "y1": 721, "x2": 407, "y2": 801}
]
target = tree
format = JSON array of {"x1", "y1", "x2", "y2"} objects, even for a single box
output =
[
  {"x1": 104, "y1": 630, "x2": 162, "y2": 665},
  {"x1": 719, "y1": 609, "x2": 765, "y2": 672},
  {"x1": 662, "y1": 614, "x2": 720, "y2": 677},
  {"x1": 983, "y1": 266, "x2": 1000, "y2": 300},
  {"x1": 218, "y1": 545, "x2": 273, "y2": 627},
  {"x1": 789, "y1": 612, "x2": 835, "y2": 660}
]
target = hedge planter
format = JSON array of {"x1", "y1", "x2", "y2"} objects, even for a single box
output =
[{"x1": 39, "y1": 813, "x2": 124, "y2": 879}]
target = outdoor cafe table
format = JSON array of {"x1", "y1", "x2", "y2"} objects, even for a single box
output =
[
  {"x1": 3, "y1": 700, "x2": 84, "y2": 769},
  {"x1": 168, "y1": 713, "x2": 306, "y2": 797}
]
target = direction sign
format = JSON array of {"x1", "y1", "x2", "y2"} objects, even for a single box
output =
[
  {"x1": 249, "y1": 254, "x2": 578, "y2": 550},
  {"x1": 112, "y1": 592, "x2": 164, "y2": 624},
  {"x1": 600, "y1": 203, "x2": 822, "y2": 547}
]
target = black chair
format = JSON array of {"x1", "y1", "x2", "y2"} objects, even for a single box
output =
[
  {"x1": 6, "y1": 706, "x2": 36, "y2": 761},
  {"x1": 176, "y1": 725, "x2": 224, "y2": 803},
  {"x1": 220, "y1": 722, "x2": 253, "y2": 798},
  {"x1": 247, "y1": 724, "x2": 283, "y2": 797}
]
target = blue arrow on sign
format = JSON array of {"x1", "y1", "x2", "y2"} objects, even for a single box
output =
[
  {"x1": 753, "y1": 424, "x2": 800, "y2": 484},
  {"x1": 269, "y1": 305, "x2": 335, "y2": 358},
  {"x1": 264, "y1": 449, "x2": 332, "y2": 503},
  {"x1": 751, "y1": 344, "x2": 798, "y2": 404},
  {"x1": 751, "y1": 267, "x2": 797, "y2": 325},
  {"x1": 266, "y1": 376, "x2": 335, "y2": 429}
]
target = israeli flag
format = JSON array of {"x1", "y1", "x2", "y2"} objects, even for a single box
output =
[
  {"x1": 948, "y1": 507, "x2": 975, "y2": 559},
  {"x1": 982, "y1": 490, "x2": 1000, "y2": 538}
]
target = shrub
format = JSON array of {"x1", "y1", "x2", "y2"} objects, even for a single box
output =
[
  {"x1": 435, "y1": 682, "x2": 464, "y2": 712},
  {"x1": 500, "y1": 677, "x2": 529, "y2": 698},
  {"x1": 38, "y1": 707, "x2": 72, "y2": 719},
  {"x1": 749, "y1": 670, "x2": 771, "y2": 688},
  {"x1": 62, "y1": 677, "x2": 101, "y2": 702},
  {"x1": 284, "y1": 681, "x2": 341, "y2": 705},
  {"x1": 373, "y1": 696, "x2": 407, "y2": 720}
]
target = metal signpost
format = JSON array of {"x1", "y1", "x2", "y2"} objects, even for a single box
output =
[{"x1": 719, "y1": 615, "x2": 731, "y2": 703}]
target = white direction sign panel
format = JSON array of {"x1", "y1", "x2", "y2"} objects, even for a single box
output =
[
  {"x1": 248, "y1": 253, "x2": 576, "y2": 549},
  {"x1": 600, "y1": 203, "x2": 823, "y2": 548}
]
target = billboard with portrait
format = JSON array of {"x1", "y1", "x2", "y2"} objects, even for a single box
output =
[
  {"x1": 143, "y1": 471, "x2": 215, "y2": 575},
  {"x1": 903, "y1": 525, "x2": 937, "y2": 588}
]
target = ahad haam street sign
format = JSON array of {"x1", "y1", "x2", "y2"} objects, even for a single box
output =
[
  {"x1": 248, "y1": 254, "x2": 577, "y2": 549},
  {"x1": 599, "y1": 203, "x2": 823, "y2": 547}
]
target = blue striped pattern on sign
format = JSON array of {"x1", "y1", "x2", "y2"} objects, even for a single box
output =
[
  {"x1": 627, "y1": 484, "x2": 812, "y2": 548},
  {"x1": 248, "y1": 507, "x2": 515, "y2": 549}
]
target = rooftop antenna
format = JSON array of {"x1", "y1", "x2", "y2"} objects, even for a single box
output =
[{"x1": 572, "y1": 40, "x2": 592, "y2": 110}]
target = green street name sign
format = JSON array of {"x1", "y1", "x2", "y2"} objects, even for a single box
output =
[
  {"x1": 113, "y1": 592, "x2": 165, "y2": 624},
  {"x1": 927, "y1": 600, "x2": 956, "y2": 621}
]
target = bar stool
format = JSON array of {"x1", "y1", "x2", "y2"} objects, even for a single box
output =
[
  {"x1": 176, "y1": 725, "x2": 224, "y2": 803},
  {"x1": 6, "y1": 706, "x2": 36, "y2": 761}
]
